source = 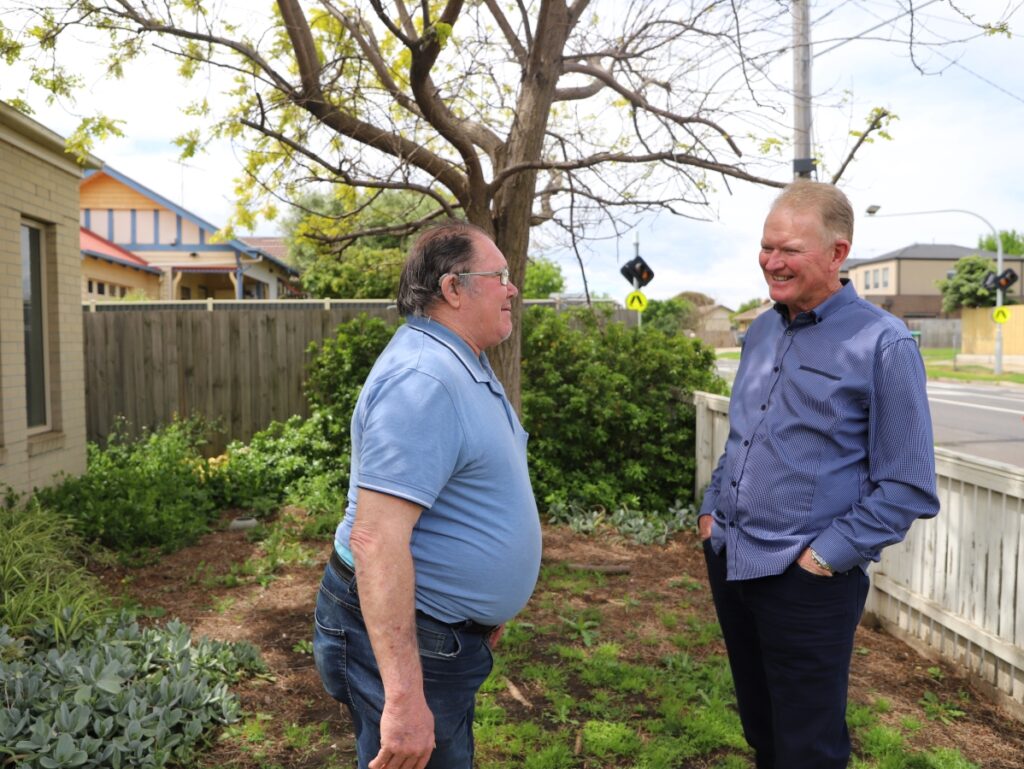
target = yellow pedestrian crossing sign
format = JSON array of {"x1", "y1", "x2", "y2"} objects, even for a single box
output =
[
  {"x1": 993, "y1": 306, "x2": 1011, "y2": 324},
  {"x1": 626, "y1": 290, "x2": 648, "y2": 312}
]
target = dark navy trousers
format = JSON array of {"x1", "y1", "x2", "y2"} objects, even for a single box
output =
[{"x1": 703, "y1": 541, "x2": 869, "y2": 769}]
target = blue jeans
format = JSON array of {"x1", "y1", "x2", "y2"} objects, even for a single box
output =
[
  {"x1": 313, "y1": 559, "x2": 494, "y2": 769},
  {"x1": 703, "y1": 541, "x2": 869, "y2": 769}
]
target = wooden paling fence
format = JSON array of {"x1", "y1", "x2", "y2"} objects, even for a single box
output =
[
  {"x1": 83, "y1": 299, "x2": 398, "y2": 454},
  {"x1": 693, "y1": 391, "x2": 1024, "y2": 720},
  {"x1": 83, "y1": 298, "x2": 635, "y2": 454}
]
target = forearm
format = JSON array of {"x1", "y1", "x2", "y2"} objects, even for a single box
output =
[{"x1": 353, "y1": 535, "x2": 424, "y2": 703}]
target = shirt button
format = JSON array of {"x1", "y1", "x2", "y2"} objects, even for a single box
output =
[
  {"x1": 773, "y1": 366, "x2": 780, "y2": 373},
  {"x1": 729, "y1": 522, "x2": 737, "y2": 528},
  {"x1": 743, "y1": 440, "x2": 749, "y2": 446},
  {"x1": 760, "y1": 404, "x2": 767, "y2": 411},
  {"x1": 786, "y1": 330, "x2": 793, "y2": 336},
  {"x1": 730, "y1": 481, "x2": 737, "y2": 487}
]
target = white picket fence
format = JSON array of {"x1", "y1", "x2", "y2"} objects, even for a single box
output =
[{"x1": 693, "y1": 391, "x2": 1024, "y2": 719}]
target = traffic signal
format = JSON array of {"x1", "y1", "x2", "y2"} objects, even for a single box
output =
[
  {"x1": 620, "y1": 256, "x2": 654, "y2": 287},
  {"x1": 982, "y1": 271, "x2": 999, "y2": 291},
  {"x1": 996, "y1": 268, "x2": 1019, "y2": 291}
]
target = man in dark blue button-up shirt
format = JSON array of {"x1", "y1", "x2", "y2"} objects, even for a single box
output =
[{"x1": 698, "y1": 180, "x2": 939, "y2": 769}]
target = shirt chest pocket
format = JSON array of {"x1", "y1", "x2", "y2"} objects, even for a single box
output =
[{"x1": 786, "y1": 364, "x2": 848, "y2": 430}]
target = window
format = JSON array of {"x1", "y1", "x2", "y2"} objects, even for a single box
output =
[
  {"x1": 882, "y1": 267, "x2": 890, "y2": 288},
  {"x1": 863, "y1": 271, "x2": 870, "y2": 290},
  {"x1": 97, "y1": 282, "x2": 106, "y2": 295},
  {"x1": 22, "y1": 223, "x2": 48, "y2": 429},
  {"x1": 872, "y1": 269, "x2": 880, "y2": 289}
]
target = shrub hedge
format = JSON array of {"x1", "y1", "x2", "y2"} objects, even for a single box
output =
[{"x1": 522, "y1": 306, "x2": 728, "y2": 515}]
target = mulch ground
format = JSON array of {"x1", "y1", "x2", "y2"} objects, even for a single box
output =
[{"x1": 95, "y1": 519, "x2": 1024, "y2": 768}]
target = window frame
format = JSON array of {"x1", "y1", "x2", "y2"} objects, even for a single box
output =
[{"x1": 21, "y1": 220, "x2": 51, "y2": 435}]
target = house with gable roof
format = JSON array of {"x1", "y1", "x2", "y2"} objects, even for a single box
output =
[{"x1": 79, "y1": 165, "x2": 299, "y2": 300}]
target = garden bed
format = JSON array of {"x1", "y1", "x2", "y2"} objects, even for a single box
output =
[{"x1": 95, "y1": 519, "x2": 1024, "y2": 769}]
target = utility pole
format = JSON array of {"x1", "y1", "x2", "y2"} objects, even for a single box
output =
[
  {"x1": 633, "y1": 232, "x2": 642, "y2": 329},
  {"x1": 793, "y1": 0, "x2": 815, "y2": 178}
]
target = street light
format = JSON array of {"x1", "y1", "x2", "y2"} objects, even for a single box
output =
[{"x1": 865, "y1": 205, "x2": 1004, "y2": 375}]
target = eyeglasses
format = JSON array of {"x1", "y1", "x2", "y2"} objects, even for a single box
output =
[{"x1": 440, "y1": 267, "x2": 510, "y2": 287}]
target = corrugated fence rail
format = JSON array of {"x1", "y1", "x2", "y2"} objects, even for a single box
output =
[{"x1": 693, "y1": 390, "x2": 1024, "y2": 720}]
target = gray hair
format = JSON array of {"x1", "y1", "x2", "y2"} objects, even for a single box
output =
[
  {"x1": 396, "y1": 220, "x2": 491, "y2": 316},
  {"x1": 771, "y1": 180, "x2": 854, "y2": 244}
]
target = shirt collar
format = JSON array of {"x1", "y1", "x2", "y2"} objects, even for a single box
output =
[
  {"x1": 404, "y1": 314, "x2": 500, "y2": 388},
  {"x1": 773, "y1": 278, "x2": 857, "y2": 325}
]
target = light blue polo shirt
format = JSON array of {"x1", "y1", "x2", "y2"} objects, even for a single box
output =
[{"x1": 334, "y1": 315, "x2": 542, "y2": 625}]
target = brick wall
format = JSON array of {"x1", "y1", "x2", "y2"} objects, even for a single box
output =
[{"x1": 0, "y1": 104, "x2": 90, "y2": 496}]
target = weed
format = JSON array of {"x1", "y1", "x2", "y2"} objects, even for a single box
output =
[
  {"x1": 558, "y1": 609, "x2": 602, "y2": 647},
  {"x1": 292, "y1": 639, "x2": 314, "y2": 655},
  {"x1": 859, "y1": 725, "x2": 906, "y2": 759},
  {"x1": 581, "y1": 719, "x2": 641, "y2": 758},
  {"x1": 919, "y1": 690, "x2": 967, "y2": 725},
  {"x1": 658, "y1": 609, "x2": 680, "y2": 630},
  {"x1": 282, "y1": 722, "x2": 323, "y2": 751},
  {"x1": 212, "y1": 595, "x2": 236, "y2": 614},
  {"x1": 927, "y1": 665, "x2": 944, "y2": 681}
]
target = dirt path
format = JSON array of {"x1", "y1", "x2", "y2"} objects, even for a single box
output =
[{"x1": 98, "y1": 522, "x2": 1024, "y2": 768}]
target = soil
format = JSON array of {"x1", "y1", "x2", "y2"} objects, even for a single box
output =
[{"x1": 95, "y1": 517, "x2": 1024, "y2": 769}]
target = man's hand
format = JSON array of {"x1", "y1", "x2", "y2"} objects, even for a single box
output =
[
  {"x1": 698, "y1": 514, "x2": 714, "y2": 541},
  {"x1": 797, "y1": 547, "x2": 834, "y2": 577},
  {"x1": 370, "y1": 696, "x2": 435, "y2": 769},
  {"x1": 487, "y1": 624, "x2": 505, "y2": 649}
]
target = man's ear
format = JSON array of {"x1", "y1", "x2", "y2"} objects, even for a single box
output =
[
  {"x1": 832, "y1": 238, "x2": 851, "y2": 269},
  {"x1": 439, "y1": 274, "x2": 462, "y2": 308}
]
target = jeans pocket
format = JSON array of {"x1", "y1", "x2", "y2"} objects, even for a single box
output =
[
  {"x1": 418, "y1": 623, "x2": 461, "y2": 660},
  {"x1": 313, "y1": 603, "x2": 354, "y2": 706}
]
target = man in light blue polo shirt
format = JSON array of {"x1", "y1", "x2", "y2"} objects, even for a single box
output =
[{"x1": 313, "y1": 220, "x2": 541, "y2": 769}]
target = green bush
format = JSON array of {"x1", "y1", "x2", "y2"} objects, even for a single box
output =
[
  {"x1": 0, "y1": 614, "x2": 266, "y2": 768},
  {"x1": 522, "y1": 306, "x2": 727, "y2": 516},
  {"x1": 0, "y1": 500, "x2": 111, "y2": 643},
  {"x1": 35, "y1": 418, "x2": 219, "y2": 553},
  {"x1": 212, "y1": 411, "x2": 346, "y2": 514}
]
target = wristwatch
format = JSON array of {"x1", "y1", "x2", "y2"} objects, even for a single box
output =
[{"x1": 809, "y1": 548, "x2": 835, "y2": 574}]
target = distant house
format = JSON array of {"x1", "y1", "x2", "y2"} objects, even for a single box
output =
[
  {"x1": 732, "y1": 300, "x2": 774, "y2": 338},
  {"x1": 843, "y1": 244, "x2": 1023, "y2": 320},
  {"x1": 0, "y1": 102, "x2": 97, "y2": 494},
  {"x1": 79, "y1": 166, "x2": 300, "y2": 300},
  {"x1": 692, "y1": 303, "x2": 735, "y2": 348},
  {"x1": 80, "y1": 227, "x2": 161, "y2": 300}
]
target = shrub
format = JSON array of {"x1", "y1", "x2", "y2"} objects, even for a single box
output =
[
  {"x1": 0, "y1": 614, "x2": 266, "y2": 769},
  {"x1": 212, "y1": 411, "x2": 346, "y2": 515},
  {"x1": 35, "y1": 418, "x2": 219, "y2": 553},
  {"x1": 522, "y1": 306, "x2": 727, "y2": 516},
  {"x1": 0, "y1": 500, "x2": 111, "y2": 643}
]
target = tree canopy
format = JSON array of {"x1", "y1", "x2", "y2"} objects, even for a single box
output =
[
  {"x1": 523, "y1": 256, "x2": 566, "y2": 299},
  {"x1": 936, "y1": 255, "x2": 999, "y2": 313},
  {"x1": 978, "y1": 229, "x2": 1024, "y2": 257},
  {"x1": 2, "y1": 0, "x2": 1006, "y2": 403}
]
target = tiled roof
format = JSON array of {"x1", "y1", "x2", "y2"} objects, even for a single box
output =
[{"x1": 80, "y1": 228, "x2": 162, "y2": 274}]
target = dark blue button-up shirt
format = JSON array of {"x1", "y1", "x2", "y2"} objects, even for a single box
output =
[{"x1": 699, "y1": 281, "x2": 939, "y2": 580}]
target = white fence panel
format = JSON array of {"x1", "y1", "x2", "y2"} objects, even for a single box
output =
[{"x1": 693, "y1": 391, "x2": 1024, "y2": 719}]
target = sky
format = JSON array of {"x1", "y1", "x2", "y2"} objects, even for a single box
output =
[{"x1": 6, "y1": 0, "x2": 1023, "y2": 310}]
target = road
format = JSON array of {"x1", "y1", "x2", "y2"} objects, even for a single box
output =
[
  {"x1": 713, "y1": 360, "x2": 1024, "y2": 468},
  {"x1": 927, "y1": 381, "x2": 1024, "y2": 468}
]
